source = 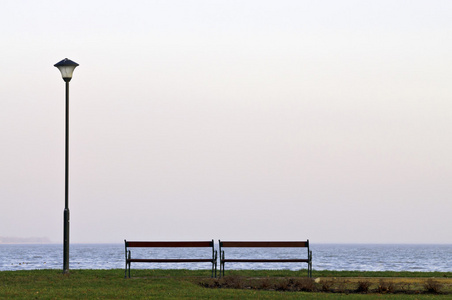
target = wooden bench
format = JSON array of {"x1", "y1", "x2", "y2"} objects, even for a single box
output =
[
  {"x1": 219, "y1": 240, "x2": 312, "y2": 277},
  {"x1": 124, "y1": 240, "x2": 217, "y2": 278}
]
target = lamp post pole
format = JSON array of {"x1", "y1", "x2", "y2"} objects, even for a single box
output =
[
  {"x1": 63, "y1": 79, "x2": 70, "y2": 274},
  {"x1": 54, "y1": 58, "x2": 79, "y2": 274}
]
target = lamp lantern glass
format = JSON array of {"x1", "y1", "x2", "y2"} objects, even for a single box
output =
[{"x1": 54, "y1": 58, "x2": 79, "y2": 82}]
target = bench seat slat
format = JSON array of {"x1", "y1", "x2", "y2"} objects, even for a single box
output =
[
  {"x1": 222, "y1": 259, "x2": 309, "y2": 263},
  {"x1": 127, "y1": 259, "x2": 213, "y2": 263},
  {"x1": 220, "y1": 241, "x2": 308, "y2": 248}
]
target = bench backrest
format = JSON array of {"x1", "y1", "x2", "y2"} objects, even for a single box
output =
[{"x1": 125, "y1": 241, "x2": 214, "y2": 248}]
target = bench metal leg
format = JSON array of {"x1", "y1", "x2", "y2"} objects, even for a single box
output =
[
  {"x1": 214, "y1": 250, "x2": 218, "y2": 278},
  {"x1": 124, "y1": 243, "x2": 130, "y2": 279},
  {"x1": 125, "y1": 249, "x2": 131, "y2": 278},
  {"x1": 212, "y1": 259, "x2": 217, "y2": 278},
  {"x1": 124, "y1": 261, "x2": 130, "y2": 278},
  {"x1": 220, "y1": 250, "x2": 225, "y2": 277}
]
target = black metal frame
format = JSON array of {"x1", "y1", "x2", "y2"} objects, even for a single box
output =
[
  {"x1": 219, "y1": 240, "x2": 312, "y2": 278},
  {"x1": 63, "y1": 80, "x2": 70, "y2": 274}
]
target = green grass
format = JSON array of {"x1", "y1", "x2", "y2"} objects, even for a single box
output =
[{"x1": 0, "y1": 269, "x2": 451, "y2": 299}]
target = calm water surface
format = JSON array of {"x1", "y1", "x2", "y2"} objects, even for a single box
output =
[{"x1": 0, "y1": 244, "x2": 451, "y2": 272}]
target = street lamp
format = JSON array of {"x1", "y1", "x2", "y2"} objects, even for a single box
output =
[{"x1": 54, "y1": 58, "x2": 79, "y2": 274}]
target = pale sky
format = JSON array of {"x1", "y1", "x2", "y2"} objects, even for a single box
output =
[{"x1": 1, "y1": 0, "x2": 451, "y2": 244}]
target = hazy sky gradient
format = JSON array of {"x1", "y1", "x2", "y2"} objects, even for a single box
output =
[{"x1": 1, "y1": 0, "x2": 451, "y2": 244}]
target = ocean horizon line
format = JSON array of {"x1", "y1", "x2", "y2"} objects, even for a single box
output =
[{"x1": 2, "y1": 242, "x2": 452, "y2": 245}]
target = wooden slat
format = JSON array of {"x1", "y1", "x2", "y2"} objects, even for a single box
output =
[
  {"x1": 221, "y1": 259, "x2": 309, "y2": 263},
  {"x1": 220, "y1": 241, "x2": 308, "y2": 248},
  {"x1": 126, "y1": 241, "x2": 213, "y2": 248},
  {"x1": 127, "y1": 259, "x2": 213, "y2": 263}
]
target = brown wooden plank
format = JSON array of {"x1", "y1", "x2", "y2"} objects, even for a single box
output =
[
  {"x1": 220, "y1": 241, "x2": 308, "y2": 248},
  {"x1": 126, "y1": 241, "x2": 213, "y2": 248},
  {"x1": 127, "y1": 259, "x2": 213, "y2": 263}
]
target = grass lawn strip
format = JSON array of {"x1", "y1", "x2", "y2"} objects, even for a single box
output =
[{"x1": 1, "y1": 269, "x2": 451, "y2": 299}]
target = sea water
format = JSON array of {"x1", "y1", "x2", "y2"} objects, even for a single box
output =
[{"x1": 0, "y1": 244, "x2": 451, "y2": 272}]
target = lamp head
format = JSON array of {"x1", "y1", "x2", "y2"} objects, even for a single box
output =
[{"x1": 54, "y1": 58, "x2": 79, "y2": 82}]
